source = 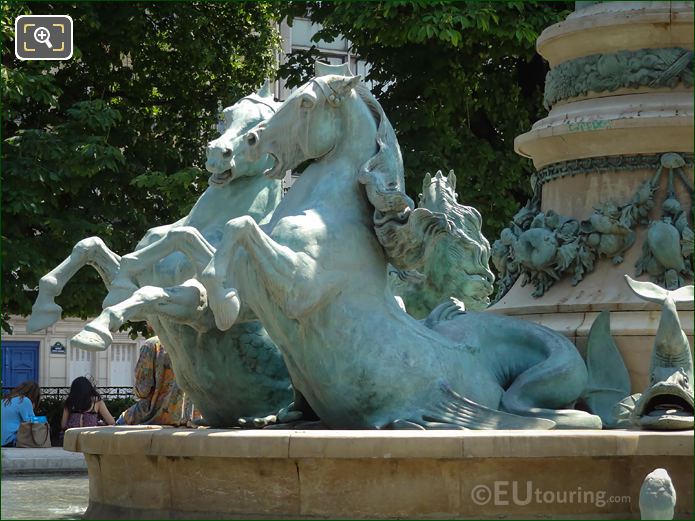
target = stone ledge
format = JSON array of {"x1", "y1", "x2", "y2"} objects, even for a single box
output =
[
  {"x1": 1, "y1": 447, "x2": 87, "y2": 474},
  {"x1": 514, "y1": 96, "x2": 694, "y2": 169},
  {"x1": 537, "y1": 3, "x2": 694, "y2": 67},
  {"x1": 67, "y1": 428, "x2": 694, "y2": 519},
  {"x1": 64, "y1": 426, "x2": 694, "y2": 460}
]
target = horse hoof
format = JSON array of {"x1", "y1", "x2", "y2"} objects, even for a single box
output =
[
  {"x1": 70, "y1": 326, "x2": 112, "y2": 352},
  {"x1": 237, "y1": 414, "x2": 278, "y2": 429},
  {"x1": 26, "y1": 303, "x2": 63, "y2": 333},
  {"x1": 210, "y1": 287, "x2": 240, "y2": 331}
]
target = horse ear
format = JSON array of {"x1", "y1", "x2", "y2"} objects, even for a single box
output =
[
  {"x1": 422, "y1": 172, "x2": 432, "y2": 191},
  {"x1": 315, "y1": 60, "x2": 354, "y2": 77},
  {"x1": 256, "y1": 80, "x2": 273, "y2": 100},
  {"x1": 335, "y1": 75, "x2": 362, "y2": 96},
  {"x1": 448, "y1": 170, "x2": 456, "y2": 190}
]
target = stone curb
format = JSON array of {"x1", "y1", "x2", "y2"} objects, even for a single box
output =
[{"x1": 1, "y1": 447, "x2": 87, "y2": 475}]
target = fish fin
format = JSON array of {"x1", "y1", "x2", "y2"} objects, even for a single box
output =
[
  {"x1": 384, "y1": 419, "x2": 427, "y2": 430},
  {"x1": 423, "y1": 298, "x2": 466, "y2": 329},
  {"x1": 424, "y1": 383, "x2": 556, "y2": 430},
  {"x1": 625, "y1": 275, "x2": 694, "y2": 304},
  {"x1": 669, "y1": 284, "x2": 695, "y2": 304},
  {"x1": 583, "y1": 310, "x2": 631, "y2": 427}
]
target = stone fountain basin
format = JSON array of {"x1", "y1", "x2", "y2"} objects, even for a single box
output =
[{"x1": 64, "y1": 426, "x2": 693, "y2": 519}]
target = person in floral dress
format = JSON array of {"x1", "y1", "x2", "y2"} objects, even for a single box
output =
[{"x1": 116, "y1": 336, "x2": 199, "y2": 426}]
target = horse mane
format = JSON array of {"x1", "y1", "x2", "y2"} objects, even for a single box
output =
[
  {"x1": 350, "y1": 82, "x2": 449, "y2": 268},
  {"x1": 429, "y1": 201, "x2": 493, "y2": 293},
  {"x1": 432, "y1": 173, "x2": 491, "y2": 278},
  {"x1": 422, "y1": 174, "x2": 488, "y2": 251},
  {"x1": 353, "y1": 83, "x2": 411, "y2": 213},
  {"x1": 219, "y1": 92, "x2": 279, "y2": 132},
  {"x1": 241, "y1": 93, "x2": 280, "y2": 114}
]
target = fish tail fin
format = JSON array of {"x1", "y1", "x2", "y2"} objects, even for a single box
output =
[
  {"x1": 583, "y1": 310, "x2": 631, "y2": 428},
  {"x1": 624, "y1": 275, "x2": 694, "y2": 305}
]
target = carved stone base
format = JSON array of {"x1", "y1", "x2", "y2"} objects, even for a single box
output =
[
  {"x1": 503, "y1": 0, "x2": 693, "y2": 318},
  {"x1": 489, "y1": 226, "x2": 693, "y2": 392},
  {"x1": 65, "y1": 427, "x2": 693, "y2": 520}
]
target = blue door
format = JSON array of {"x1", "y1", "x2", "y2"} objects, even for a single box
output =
[{"x1": 2, "y1": 341, "x2": 39, "y2": 388}]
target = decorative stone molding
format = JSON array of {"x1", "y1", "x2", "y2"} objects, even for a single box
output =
[
  {"x1": 635, "y1": 154, "x2": 694, "y2": 290},
  {"x1": 515, "y1": 91, "x2": 694, "y2": 170},
  {"x1": 544, "y1": 47, "x2": 693, "y2": 109},
  {"x1": 535, "y1": 153, "x2": 695, "y2": 187},
  {"x1": 537, "y1": 2, "x2": 694, "y2": 68},
  {"x1": 493, "y1": 153, "x2": 693, "y2": 300}
]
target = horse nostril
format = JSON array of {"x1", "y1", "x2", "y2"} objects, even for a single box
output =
[
  {"x1": 222, "y1": 148, "x2": 232, "y2": 158},
  {"x1": 246, "y1": 131, "x2": 259, "y2": 146}
]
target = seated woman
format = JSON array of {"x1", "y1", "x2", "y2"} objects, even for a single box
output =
[
  {"x1": 116, "y1": 336, "x2": 196, "y2": 426},
  {"x1": 1, "y1": 381, "x2": 40, "y2": 446},
  {"x1": 61, "y1": 376, "x2": 116, "y2": 430}
]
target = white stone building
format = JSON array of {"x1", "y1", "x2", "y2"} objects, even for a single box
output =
[{"x1": 3, "y1": 315, "x2": 146, "y2": 390}]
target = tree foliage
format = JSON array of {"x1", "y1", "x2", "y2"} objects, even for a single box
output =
[
  {"x1": 279, "y1": 1, "x2": 571, "y2": 240},
  {"x1": 2, "y1": 2, "x2": 280, "y2": 330}
]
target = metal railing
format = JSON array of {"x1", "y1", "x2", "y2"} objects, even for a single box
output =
[{"x1": 2, "y1": 386, "x2": 134, "y2": 400}]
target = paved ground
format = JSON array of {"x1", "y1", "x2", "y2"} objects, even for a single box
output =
[{"x1": 1, "y1": 447, "x2": 87, "y2": 474}]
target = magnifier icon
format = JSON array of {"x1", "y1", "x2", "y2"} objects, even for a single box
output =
[{"x1": 34, "y1": 26, "x2": 53, "y2": 48}]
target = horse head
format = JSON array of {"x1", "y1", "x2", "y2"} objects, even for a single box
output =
[
  {"x1": 205, "y1": 81, "x2": 280, "y2": 186},
  {"x1": 242, "y1": 74, "x2": 423, "y2": 268},
  {"x1": 243, "y1": 74, "x2": 411, "y2": 211},
  {"x1": 418, "y1": 170, "x2": 457, "y2": 211},
  {"x1": 417, "y1": 170, "x2": 494, "y2": 310},
  {"x1": 242, "y1": 74, "x2": 363, "y2": 179}
]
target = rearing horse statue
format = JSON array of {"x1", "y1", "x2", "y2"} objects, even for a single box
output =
[
  {"x1": 48, "y1": 64, "x2": 496, "y2": 428},
  {"x1": 196, "y1": 74, "x2": 602, "y2": 430},
  {"x1": 27, "y1": 86, "x2": 293, "y2": 426}
]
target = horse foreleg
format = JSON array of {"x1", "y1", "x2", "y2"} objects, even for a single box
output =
[
  {"x1": 201, "y1": 216, "x2": 325, "y2": 331},
  {"x1": 71, "y1": 279, "x2": 210, "y2": 352},
  {"x1": 27, "y1": 237, "x2": 121, "y2": 333},
  {"x1": 104, "y1": 226, "x2": 215, "y2": 308}
]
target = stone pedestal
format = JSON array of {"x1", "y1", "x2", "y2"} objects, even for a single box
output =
[
  {"x1": 64, "y1": 426, "x2": 693, "y2": 519},
  {"x1": 489, "y1": 1, "x2": 694, "y2": 392}
]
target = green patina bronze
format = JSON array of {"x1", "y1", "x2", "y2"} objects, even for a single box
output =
[
  {"x1": 27, "y1": 64, "x2": 499, "y2": 428},
  {"x1": 582, "y1": 310, "x2": 631, "y2": 428},
  {"x1": 30, "y1": 68, "x2": 654, "y2": 431},
  {"x1": 389, "y1": 170, "x2": 494, "y2": 318},
  {"x1": 621, "y1": 276, "x2": 694, "y2": 431},
  {"x1": 639, "y1": 468, "x2": 677, "y2": 520},
  {"x1": 28, "y1": 84, "x2": 293, "y2": 427},
  {"x1": 636, "y1": 153, "x2": 694, "y2": 290},
  {"x1": 493, "y1": 153, "x2": 693, "y2": 300},
  {"x1": 544, "y1": 47, "x2": 693, "y2": 109},
  {"x1": 133, "y1": 73, "x2": 604, "y2": 430}
]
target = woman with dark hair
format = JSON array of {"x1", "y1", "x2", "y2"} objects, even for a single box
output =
[
  {"x1": 61, "y1": 376, "x2": 115, "y2": 430},
  {"x1": 1, "y1": 381, "x2": 41, "y2": 446}
]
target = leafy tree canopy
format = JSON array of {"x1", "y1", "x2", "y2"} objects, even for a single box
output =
[
  {"x1": 2, "y1": 2, "x2": 280, "y2": 331},
  {"x1": 279, "y1": 1, "x2": 571, "y2": 240}
]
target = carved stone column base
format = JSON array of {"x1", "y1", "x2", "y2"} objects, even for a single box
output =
[
  {"x1": 493, "y1": 1, "x2": 694, "y2": 392},
  {"x1": 489, "y1": 225, "x2": 693, "y2": 393}
]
